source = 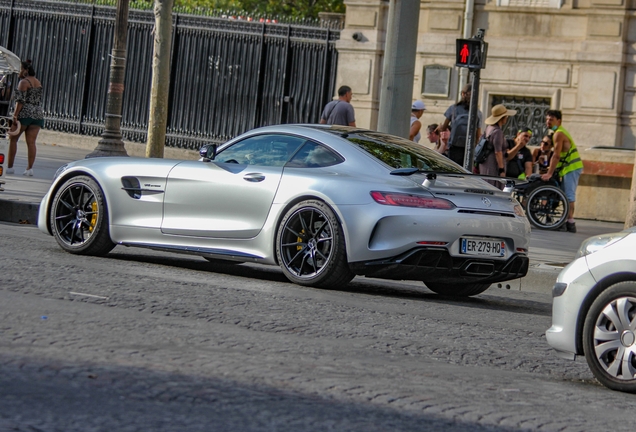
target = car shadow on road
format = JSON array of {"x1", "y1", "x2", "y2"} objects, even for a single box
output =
[{"x1": 107, "y1": 251, "x2": 551, "y2": 317}]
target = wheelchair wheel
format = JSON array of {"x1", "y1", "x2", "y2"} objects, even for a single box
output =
[{"x1": 525, "y1": 184, "x2": 569, "y2": 230}]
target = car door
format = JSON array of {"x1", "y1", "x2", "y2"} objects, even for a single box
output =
[{"x1": 161, "y1": 134, "x2": 305, "y2": 238}]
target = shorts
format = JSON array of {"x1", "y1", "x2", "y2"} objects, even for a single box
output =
[
  {"x1": 561, "y1": 169, "x2": 582, "y2": 202},
  {"x1": 18, "y1": 117, "x2": 44, "y2": 128}
]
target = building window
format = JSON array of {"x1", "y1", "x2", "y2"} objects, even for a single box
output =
[
  {"x1": 491, "y1": 95, "x2": 551, "y2": 145},
  {"x1": 496, "y1": 0, "x2": 563, "y2": 8}
]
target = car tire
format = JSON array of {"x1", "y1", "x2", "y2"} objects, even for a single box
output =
[
  {"x1": 582, "y1": 281, "x2": 636, "y2": 393},
  {"x1": 276, "y1": 200, "x2": 354, "y2": 288},
  {"x1": 50, "y1": 175, "x2": 115, "y2": 256},
  {"x1": 424, "y1": 282, "x2": 491, "y2": 297}
]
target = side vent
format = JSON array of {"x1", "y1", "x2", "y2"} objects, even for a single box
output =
[{"x1": 121, "y1": 176, "x2": 142, "y2": 199}]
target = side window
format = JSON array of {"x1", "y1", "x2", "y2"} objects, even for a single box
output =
[
  {"x1": 216, "y1": 134, "x2": 306, "y2": 167},
  {"x1": 286, "y1": 142, "x2": 344, "y2": 168}
]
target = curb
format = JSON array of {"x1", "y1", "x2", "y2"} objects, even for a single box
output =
[{"x1": 0, "y1": 198, "x2": 39, "y2": 225}]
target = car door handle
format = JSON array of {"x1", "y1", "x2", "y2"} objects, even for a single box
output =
[{"x1": 243, "y1": 173, "x2": 266, "y2": 182}]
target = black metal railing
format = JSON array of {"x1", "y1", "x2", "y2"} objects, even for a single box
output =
[{"x1": 0, "y1": 0, "x2": 341, "y2": 148}]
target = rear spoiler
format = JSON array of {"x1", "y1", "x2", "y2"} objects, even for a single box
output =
[{"x1": 389, "y1": 168, "x2": 527, "y2": 191}]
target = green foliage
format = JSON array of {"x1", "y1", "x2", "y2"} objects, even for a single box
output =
[
  {"x1": 233, "y1": 0, "x2": 345, "y2": 18},
  {"x1": 72, "y1": 0, "x2": 344, "y2": 19}
]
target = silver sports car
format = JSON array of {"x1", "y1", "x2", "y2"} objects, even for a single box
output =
[{"x1": 38, "y1": 125, "x2": 530, "y2": 297}]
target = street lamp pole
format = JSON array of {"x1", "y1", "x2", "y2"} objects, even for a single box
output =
[{"x1": 86, "y1": 0, "x2": 130, "y2": 158}]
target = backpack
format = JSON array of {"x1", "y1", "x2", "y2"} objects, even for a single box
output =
[
  {"x1": 473, "y1": 132, "x2": 493, "y2": 166},
  {"x1": 448, "y1": 104, "x2": 470, "y2": 148}
]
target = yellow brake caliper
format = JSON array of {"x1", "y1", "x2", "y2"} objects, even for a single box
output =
[
  {"x1": 89, "y1": 201, "x2": 98, "y2": 232},
  {"x1": 297, "y1": 229, "x2": 304, "y2": 251}
]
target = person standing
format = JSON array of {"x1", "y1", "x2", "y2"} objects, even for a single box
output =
[
  {"x1": 7, "y1": 60, "x2": 44, "y2": 176},
  {"x1": 541, "y1": 110, "x2": 583, "y2": 233},
  {"x1": 505, "y1": 127, "x2": 533, "y2": 179},
  {"x1": 409, "y1": 100, "x2": 426, "y2": 142},
  {"x1": 436, "y1": 83, "x2": 482, "y2": 165},
  {"x1": 319, "y1": 85, "x2": 356, "y2": 127},
  {"x1": 478, "y1": 104, "x2": 517, "y2": 184}
]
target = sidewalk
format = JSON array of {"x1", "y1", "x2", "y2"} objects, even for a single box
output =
[{"x1": 0, "y1": 131, "x2": 627, "y2": 293}]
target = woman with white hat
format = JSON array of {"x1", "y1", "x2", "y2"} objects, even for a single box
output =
[
  {"x1": 409, "y1": 100, "x2": 426, "y2": 143},
  {"x1": 478, "y1": 104, "x2": 517, "y2": 185}
]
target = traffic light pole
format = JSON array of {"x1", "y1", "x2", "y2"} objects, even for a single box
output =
[
  {"x1": 462, "y1": 28, "x2": 485, "y2": 171},
  {"x1": 463, "y1": 68, "x2": 480, "y2": 171}
]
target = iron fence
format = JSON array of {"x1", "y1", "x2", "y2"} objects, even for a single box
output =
[{"x1": 0, "y1": 0, "x2": 341, "y2": 148}]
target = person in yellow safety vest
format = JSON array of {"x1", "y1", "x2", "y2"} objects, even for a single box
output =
[{"x1": 541, "y1": 110, "x2": 584, "y2": 233}]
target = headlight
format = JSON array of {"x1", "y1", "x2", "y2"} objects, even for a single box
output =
[
  {"x1": 53, "y1": 164, "x2": 68, "y2": 181},
  {"x1": 575, "y1": 232, "x2": 629, "y2": 258},
  {"x1": 513, "y1": 204, "x2": 525, "y2": 217}
]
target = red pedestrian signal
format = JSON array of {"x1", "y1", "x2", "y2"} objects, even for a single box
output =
[{"x1": 455, "y1": 39, "x2": 487, "y2": 69}]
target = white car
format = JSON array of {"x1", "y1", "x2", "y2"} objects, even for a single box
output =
[{"x1": 546, "y1": 227, "x2": 636, "y2": 392}]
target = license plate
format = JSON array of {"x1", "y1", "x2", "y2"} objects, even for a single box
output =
[{"x1": 460, "y1": 238, "x2": 505, "y2": 257}]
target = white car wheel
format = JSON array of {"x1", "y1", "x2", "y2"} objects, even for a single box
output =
[{"x1": 583, "y1": 281, "x2": 636, "y2": 393}]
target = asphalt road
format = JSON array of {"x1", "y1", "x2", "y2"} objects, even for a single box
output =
[{"x1": 2, "y1": 222, "x2": 636, "y2": 431}]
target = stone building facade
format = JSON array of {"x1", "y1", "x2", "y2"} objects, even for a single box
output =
[{"x1": 335, "y1": 0, "x2": 636, "y2": 222}]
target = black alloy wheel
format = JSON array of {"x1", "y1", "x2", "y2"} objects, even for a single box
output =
[
  {"x1": 50, "y1": 176, "x2": 115, "y2": 256},
  {"x1": 276, "y1": 200, "x2": 354, "y2": 288}
]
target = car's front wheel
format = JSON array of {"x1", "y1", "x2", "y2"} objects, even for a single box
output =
[
  {"x1": 583, "y1": 281, "x2": 636, "y2": 393},
  {"x1": 276, "y1": 200, "x2": 354, "y2": 288},
  {"x1": 425, "y1": 282, "x2": 491, "y2": 297},
  {"x1": 50, "y1": 175, "x2": 115, "y2": 256}
]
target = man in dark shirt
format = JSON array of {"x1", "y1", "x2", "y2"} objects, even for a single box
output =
[
  {"x1": 319, "y1": 85, "x2": 356, "y2": 127},
  {"x1": 505, "y1": 126, "x2": 533, "y2": 179}
]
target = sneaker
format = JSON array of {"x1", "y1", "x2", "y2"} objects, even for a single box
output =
[
  {"x1": 566, "y1": 222, "x2": 577, "y2": 233},
  {"x1": 23, "y1": 169, "x2": 33, "y2": 177},
  {"x1": 6, "y1": 167, "x2": 14, "y2": 175}
]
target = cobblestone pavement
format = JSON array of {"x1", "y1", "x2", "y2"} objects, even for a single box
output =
[{"x1": 1, "y1": 223, "x2": 635, "y2": 431}]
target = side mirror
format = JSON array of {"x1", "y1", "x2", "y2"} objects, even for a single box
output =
[{"x1": 199, "y1": 143, "x2": 217, "y2": 161}]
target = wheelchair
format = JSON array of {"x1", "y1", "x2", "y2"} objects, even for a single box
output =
[{"x1": 513, "y1": 173, "x2": 569, "y2": 230}]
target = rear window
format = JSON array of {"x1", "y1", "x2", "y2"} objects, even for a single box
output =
[{"x1": 326, "y1": 128, "x2": 466, "y2": 173}]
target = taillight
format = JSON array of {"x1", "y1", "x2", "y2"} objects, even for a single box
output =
[
  {"x1": 0, "y1": 154, "x2": 4, "y2": 164},
  {"x1": 370, "y1": 191, "x2": 455, "y2": 210}
]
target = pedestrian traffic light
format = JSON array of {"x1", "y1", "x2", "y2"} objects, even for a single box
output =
[{"x1": 455, "y1": 39, "x2": 487, "y2": 69}]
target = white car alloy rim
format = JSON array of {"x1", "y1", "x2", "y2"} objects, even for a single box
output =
[{"x1": 592, "y1": 296, "x2": 636, "y2": 380}]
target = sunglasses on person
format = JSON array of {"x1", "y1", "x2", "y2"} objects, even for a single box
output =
[{"x1": 541, "y1": 140, "x2": 551, "y2": 145}]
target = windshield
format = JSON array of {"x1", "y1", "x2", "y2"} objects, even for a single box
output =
[{"x1": 323, "y1": 127, "x2": 467, "y2": 173}]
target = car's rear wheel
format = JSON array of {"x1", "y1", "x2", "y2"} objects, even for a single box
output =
[
  {"x1": 583, "y1": 282, "x2": 636, "y2": 393},
  {"x1": 276, "y1": 200, "x2": 354, "y2": 288},
  {"x1": 50, "y1": 175, "x2": 115, "y2": 256},
  {"x1": 425, "y1": 282, "x2": 491, "y2": 297}
]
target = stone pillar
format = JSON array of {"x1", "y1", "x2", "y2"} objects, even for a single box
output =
[{"x1": 336, "y1": 0, "x2": 390, "y2": 130}]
